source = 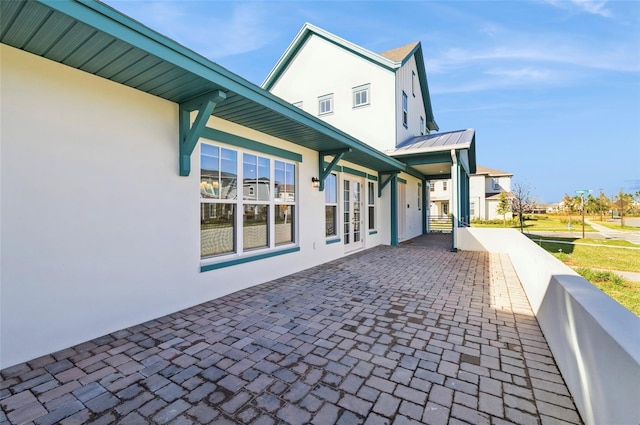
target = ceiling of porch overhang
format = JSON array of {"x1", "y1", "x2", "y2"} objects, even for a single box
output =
[
  {"x1": 387, "y1": 129, "x2": 476, "y2": 178},
  {"x1": 0, "y1": 0, "x2": 405, "y2": 173}
]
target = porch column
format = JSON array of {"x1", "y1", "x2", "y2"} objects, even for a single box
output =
[
  {"x1": 390, "y1": 174, "x2": 398, "y2": 246},
  {"x1": 450, "y1": 150, "x2": 459, "y2": 250}
]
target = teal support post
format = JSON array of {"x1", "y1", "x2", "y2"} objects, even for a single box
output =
[
  {"x1": 390, "y1": 174, "x2": 398, "y2": 246},
  {"x1": 422, "y1": 178, "x2": 427, "y2": 234},
  {"x1": 179, "y1": 90, "x2": 226, "y2": 176}
]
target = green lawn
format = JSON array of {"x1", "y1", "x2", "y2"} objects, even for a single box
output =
[
  {"x1": 575, "y1": 268, "x2": 640, "y2": 316},
  {"x1": 472, "y1": 214, "x2": 596, "y2": 232},
  {"x1": 589, "y1": 219, "x2": 640, "y2": 232}
]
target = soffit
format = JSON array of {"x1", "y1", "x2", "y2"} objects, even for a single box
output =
[{"x1": 0, "y1": 0, "x2": 404, "y2": 173}]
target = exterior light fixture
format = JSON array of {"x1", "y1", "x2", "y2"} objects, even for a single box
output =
[{"x1": 311, "y1": 177, "x2": 320, "y2": 188}]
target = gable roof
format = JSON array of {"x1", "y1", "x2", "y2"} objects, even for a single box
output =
[
  {"x1": 474, "y1": 166, "x2": 512, "y2": 177},
  {"x1": 379, "y1": 41, "x2": 420, "y2": 62},
  {"x1": 0, "y1": 0, "x2": 406, "y2": 174},
  {"x1": 262, "y1": 23, "x2": 438, "y2": 131}
]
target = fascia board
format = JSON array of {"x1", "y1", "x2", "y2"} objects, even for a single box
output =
[{"x1": 413, "y1": 46, "x2": 438, "y2": 131}]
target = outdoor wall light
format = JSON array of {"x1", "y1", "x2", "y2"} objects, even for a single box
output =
[{"x1": 311, "y1": 177, "x2": 320, "y2": 188}]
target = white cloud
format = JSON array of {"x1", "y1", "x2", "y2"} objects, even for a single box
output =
[{"x1": 543, "y1": 0, "x2": 613, "y2": 18}]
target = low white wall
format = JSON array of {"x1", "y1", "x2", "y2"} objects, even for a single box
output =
[{"x1": 459, "y1": 228, "x2": 640, "y2": 425}]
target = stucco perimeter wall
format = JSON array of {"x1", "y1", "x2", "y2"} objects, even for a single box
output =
[
  {"x1": 458, "y1": 228, "x2": 640, "y2": 425},
  {"x1": 0, "y1": 45, "x2": 383, "y2": 368}
]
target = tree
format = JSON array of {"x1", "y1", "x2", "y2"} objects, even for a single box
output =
[
  {"x1": 496, "y1": 192, "x2": 510, "y2": 227},
  {"x1": 585, "y1": 194, "x2": 598, "y2": 218},
  {"x1": 562, "y1": 193, "x2": 577, "y2": 223},
  {"x1": 598, "y1": 191, "x2": 610, "y2": 221},
  {"x1": 512, "y1": 182, "x2": 532, "y2": 233},
  {"x1": 614, "y1": 189, "x2": 633, "y2": 226}
]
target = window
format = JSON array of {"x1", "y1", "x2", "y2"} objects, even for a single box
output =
[
  {"x1": 293, "y1": 101, "x2": 303, "y2": 108},
  {"x1": 325, "y1": 173, "x2": 338, "y2": 237},
  {"x1": 420, "y1": 116, "x2": 425, "y2": 135},
  {"x1": 368, "y1": 181, "x2": 376, "y2": 230},
  {"x1": 443, "y1": 181, "x2": 447, "y2": 191},
  {"x1": 353, "y1": 84, "x2": 370, "y2": 108},
  {"x1": 318, "y1": 94, "x2": 333, "y2": 115},
  {"x1": 201, "y1": 143, "x2": 296, "y2": 259},
  {"x1": 412, "y1": 71, "x2": 416, "y2": 96},
  {"x1": 430, "y1": 181, "x2": 435, "y2": 192},
  {"x1": 443, "y1": 203, "x2": 449, "y2": 215},
  {"x1": 418, "y1": 183, "x2": 422, "y2": 210},
  {"x1": 470, "y1": 202, "x2": 476, "y2": 217},
  {"x1": 493, "y1": 178, "x2": 500, "y2": 191},
  {"x1": 402, "y1": 92, "x2": 408, "y2": 127}
]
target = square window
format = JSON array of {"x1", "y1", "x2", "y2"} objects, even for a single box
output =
[
  {"x1": 319, "y1": 94, "x2": 333, "y2": 115},
  {"x1": 353, "y1": 84, "x2": 370, "y2": 108}
]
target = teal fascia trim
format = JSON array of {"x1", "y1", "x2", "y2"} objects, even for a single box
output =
[
  {"x1": 367, "y1": 174, "x2": 378, "y2": 181},
  {"x1": 402, "y1": 165, "x2": 424, "y2": 181},
  {"x1": 397, "y1": 177, "x2": 407, "y2": 184},
  {"x1": 413, "y1": 46, "x2": 438, "y2": 131},
  {"x1": 390, "y1": 174, "x2": 399, "y2": 246},
  {"x1": 425, "y1": 173, "x2": 451, "y2": 180},
  {"x1": 319, "y1": 148, "x2": 351, "y2": 191},
  {"x1": 368, "y1": 230, "x2": 378, "y2": 235},
  {"x1": 396, "y1": 152, "x2": 452, "y2": 166},
  {"x1": 342, "y1": 166, "x2": 367, "y2": 178},
  {"x1": 326, "y1": 238, "x2": 342, "y2": 245},
  {"x1": 200, "y1": 247, "x2": 300, "y2": 272},
  {"x1": 179, "y1": 90, "x2": 226, "y2": 176},
  {"x1": 378, "y1": 171, "x2": 398, "y2": 197},
  {"x1": 201, "y1": 128, "x2": 302, "y2": 162}
]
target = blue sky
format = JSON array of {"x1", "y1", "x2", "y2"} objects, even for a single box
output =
[{"x1": 104, "y1": 0, "x2": 639, "y2": 203}]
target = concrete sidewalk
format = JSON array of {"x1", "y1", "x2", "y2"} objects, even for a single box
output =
[
  {"x1": 585, "y1": 219, "x2": 640, "y2": 244},
  {"x1": 0, "y1": 235, "x2": 582, "y2": 425}
]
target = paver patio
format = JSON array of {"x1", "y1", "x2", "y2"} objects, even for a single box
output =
[{"x1": 0, "y1": 234, "x2": 582, "y2": 424}]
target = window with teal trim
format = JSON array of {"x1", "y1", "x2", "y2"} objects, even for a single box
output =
[
  {"x1": 200, "y1": 142, "x2": 297, "y2": 260},
  {"x1": 418, "y1": 183, "x2": 422, "y2": 211},
  {"x1": 368, "y1": 181, "x2": 376, "y2": 231},
  {"x1": 325, "y1": 173, "x2": 338, "y2": 237}
]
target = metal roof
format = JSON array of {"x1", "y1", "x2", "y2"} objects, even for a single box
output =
[
  {"x1": 387, "y1": 129, "x2": 477, "y2": 177},
  {"x1": 0, "y1": 0, "x2": 406, "y2": 173}
]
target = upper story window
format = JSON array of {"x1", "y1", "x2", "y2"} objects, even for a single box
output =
[
  {"x1": 200, "y1": 143, "x2": 297, "y2": 259},
  {"x1": 430, "y1": 181, "x2": 435, "y2": 192},
  {"x1": 412, "y1": 71, "x2": 416, "y2": 96},
  {"x1": 318, "y1": 94, "x2": 333, "y2": 115},
  {"x1": 293, "y1": 101, "x2": 303, "y2": 108},
  {"x1": 420, "y1": 116, "x2": 425, "y2": 135},
  {"x1": 443, "y1": 181, "x2": 448, "y2": 191},
  {"x1": 493, "y1": 178, "x2": 500, "y2": 191},
  {"x1": 353, "y1": 84, "x2": 370, "y2": 108},
  {"x1": 402, "y1": 92, "x2": 408, "y2": 128}
]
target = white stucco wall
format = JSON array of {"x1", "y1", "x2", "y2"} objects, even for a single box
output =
[
  {"x1": 0, "y1": 45, "x2": 389, "y2": 368},
  {"x1": 269, "y1": 36, "x2": 397, "y2": 152}
]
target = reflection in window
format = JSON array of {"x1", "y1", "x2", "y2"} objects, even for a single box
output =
[
  {"x1": 325, "y1": 173, "x2": 338, "y2": 237},
  {"x1": 200, "y1": 204, "x2": 235, "y2": 256},
  {"x1": 275, "y1": 205, "x2": 295, "y2": 245},
  {"x1": 368, "y1": 181, "x2": 375, "y2": 230},
  {"x1": 243, "y1": 204, "x2": 268, "y2": 251}
]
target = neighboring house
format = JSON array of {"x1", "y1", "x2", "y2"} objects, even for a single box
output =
[
  {"x1": 0, "y1": 3, "x2": 474, "y2": 368},
  {"x1": 430, "y1": 166, "x2": 513, "y2": 221}
]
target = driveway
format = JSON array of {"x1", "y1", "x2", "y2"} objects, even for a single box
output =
[{"x1": 0, "y1": 235, "x2": 582, "y2": 424}]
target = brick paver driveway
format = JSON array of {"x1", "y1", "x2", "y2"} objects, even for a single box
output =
[{"x1": 1, "y1": 235, "x2": 582, "y2": 424}]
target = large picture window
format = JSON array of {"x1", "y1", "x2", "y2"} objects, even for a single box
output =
[
  {"x1": 201, "y1": 143, "x2": 297, "y2": 259},
  {"x1": 325, "y1": 173, "x2": 338, "y2": 237}
]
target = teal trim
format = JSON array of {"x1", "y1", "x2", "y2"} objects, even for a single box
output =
[
  {"x1": 323, "y1": 162, "x2": 343, "y2": 173},
  {"x1": 200, "y1": 247, "x2": 300, "y2": 272},
  {"x1": 402, "y1": 165, "x2": 424, "y2": 180},
  {"x1": 368, "y1": 230, "x2": 378, "y2": 235},
  {"x1": 378, "y1": 171, "x2": 398, "y2": 197},
  {"x1": 319, "y1": 149, "x2": 351, "y2": 191},
  {"x1": 425, "y1": 173, "x2": 451, "y2": 180},
  {"x1": 201, "y1": 127, "x2": 302, "y2": 162},
  {"x1": 395, "y1": 152, "x2": 452, "y2": 165},
  {"x1": 179, "y1": 90, "x2": 226, "y2": 176},
  {"x1": 421, "y1": 179, "x2": 427, "y2": 234},
  {"x1": 367, "y1": 174, "x2": 378, "y2": 181},
  {"x1": 342, "y1": 166, "x2": 367, "y2": 178},
  {"x1": 397, "y1": 177, "x2": 407, "y2": 184},
  {"x1": 390, "y1": 174, "x2": 398, "y2": 246},
  {"x1": 326, "y1": 238, "x2": 342, "y2": 245}
]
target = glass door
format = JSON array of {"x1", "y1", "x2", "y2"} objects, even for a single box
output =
[{"x1": 344, "y1": 178, "x2": 364, "y2": 251}]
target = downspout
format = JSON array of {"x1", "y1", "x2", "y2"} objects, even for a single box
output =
[{"x1": 450, "y1": 149, "x2": 458, "y2": 252}]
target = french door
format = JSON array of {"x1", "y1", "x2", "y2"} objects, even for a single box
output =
[{"x1": 343, "y1": 177, "x2": 364, "y2": 252}]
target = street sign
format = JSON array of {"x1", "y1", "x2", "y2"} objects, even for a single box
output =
[{"x1": 575, "y1": 189, "x2": 592, "y2": 195}]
